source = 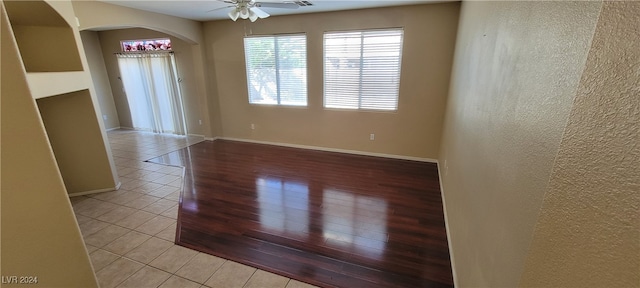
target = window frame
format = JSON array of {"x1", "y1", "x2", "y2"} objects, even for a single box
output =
[
  {"x1": 243, "y1": 33, "x2": 308, "y2": 107},
  {"x1": 120, "y1": 38, "x2": 172, "y2": 52},
  {"x1": 322, "y1": 28, "x2": 404, "y2": 112}
]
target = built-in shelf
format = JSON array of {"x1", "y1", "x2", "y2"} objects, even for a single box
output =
[
  {"x1": 4, "y1": 0, "x2": 119, "y2": 196},
  {"x1": 37, "y1": 89, "x2": 116, "y2": 194},
  {"x1": 4, "y1": 0, "x2": 83, "y2": 72},
  {"x1": 27, "y1": 72, "x2": 90, "y2": 99}
]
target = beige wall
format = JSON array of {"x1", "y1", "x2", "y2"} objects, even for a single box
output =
[
  {"x1": 520, "y1": 2, "x2": 640, "y2": 286},
  {"x1": 81, "y1": 30, "x2": 120, "y2": 129},
  {"x1": 1, "y1": 0, "x2": 98, "y2": 286},
  {"x1": 71, "y1": 0, "x2": 202, "y2": 44},
  {"x1": 97, "y1": 28, "x2": 210, "y2": 136},
  {"x1": 73, "y1": 1, "x2": 214, "y2": 137},
  {"x1": 3, "y1": 0, "x2": 118, "y2": 195},
  {"x1": 204, "y1": 3, "x2": 460, "y2": 159},
  {"x1": 37, "y1": 89, "x2": 117, "y2": 193},
  {"x1": 439, "y1": 1, "x2": 602, "y2": 286},
  {"x1": 12, "y1": 25, "x2": 83, "y2": 72}
]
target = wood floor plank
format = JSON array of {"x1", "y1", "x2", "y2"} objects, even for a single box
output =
[{"x1": 148, "y1": 140, "x2": 453, "y2": 287}]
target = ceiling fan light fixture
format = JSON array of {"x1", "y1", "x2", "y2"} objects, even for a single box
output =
[
  {"x1": 239, "y1": 6, "x2": 250, "y2": 19},
  {"x1": 228, "y1": 8, "x2": 240, "y2": 21},
  {"x1": 248, "y1": 9, "x2": 259, "y2": 22},
  {"x1": 222, "y1": 0, "x2": 281, "y2": 22}
]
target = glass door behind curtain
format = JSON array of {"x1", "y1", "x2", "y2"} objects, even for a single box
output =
[{"x1": 117, "y1": 52, "x2": 187, "y2": 135}]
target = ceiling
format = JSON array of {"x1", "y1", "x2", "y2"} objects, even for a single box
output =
[{"x1": 99, "y1": 0, "x2": 448, "y2": 22}]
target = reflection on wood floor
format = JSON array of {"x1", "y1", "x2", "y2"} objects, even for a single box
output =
[{"x1": 148, "y1": 140, "x2": 453, "y2": 288}]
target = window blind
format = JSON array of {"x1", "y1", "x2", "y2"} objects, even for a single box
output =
[
  {"x1": 324, "y1": 29, "x2": 403, "y2": 111},
  {"x1": 244, "y1": 34, "x2": 307, "y2": 106}
]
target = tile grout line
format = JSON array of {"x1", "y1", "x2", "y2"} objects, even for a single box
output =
[
  {"x1": 241, "y1": 269, "x2": 259, "y2": 288},
  {"x1": 75, "y1": 130, "x2": 307, "y2": 288}
]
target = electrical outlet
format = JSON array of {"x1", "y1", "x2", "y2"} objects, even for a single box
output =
[
  {"x1": 199, "y1": 119, "x2": 202, "y2": 125},
  {"x1": 103, "y1": 115, "x2": 108, "y2": 121},
  {"x1": 444, "y1": 160, "x2": 448, "y2": 176},
  {"x1": 370, "y1": 133, "x2": 375, "y2": 140},
  {"x1": 251, "y1": 123, "x2": 255, "y2": 130}
]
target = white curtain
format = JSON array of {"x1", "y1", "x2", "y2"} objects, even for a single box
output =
[{"x1": 117, "y1": 52, "x2": 187, "y2": 135}]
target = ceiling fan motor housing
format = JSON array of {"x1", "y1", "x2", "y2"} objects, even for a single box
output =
[{"x1": 223, "y1": 0, "x2": 303, "y2": 22}]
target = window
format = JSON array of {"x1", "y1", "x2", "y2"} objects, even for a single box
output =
[
  {"x1": 244, "y1": 34, "x2": 307, "y2": 106},
  {"x1": 324, "y1": 29, "x2": 403, "y2": 111},
  {"x1": 121, "y1": 38, "x2": 171, "y2": 52}
]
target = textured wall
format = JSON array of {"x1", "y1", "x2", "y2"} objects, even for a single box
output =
[
  {"x1": 438, "y1": 1, "x2": 602, "y2": 286},
  {"x1": 520, "y1": 2, "x2": 640, "y2": 286},
  {"x1": 204, "y1": 3, "x2": 459, "y2": 159}
]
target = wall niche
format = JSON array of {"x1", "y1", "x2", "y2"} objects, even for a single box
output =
[{"x1": 4, "y1": 0, "x2": 83, "y2": 72}]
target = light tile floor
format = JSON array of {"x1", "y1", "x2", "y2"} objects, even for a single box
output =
[{"x1": 71, "y1": 130, "x2": 317, "y2": 288}]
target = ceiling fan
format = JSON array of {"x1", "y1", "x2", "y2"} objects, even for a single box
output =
[{"x1": 211, "y1": 0, "x2": 301, "y2": 22}]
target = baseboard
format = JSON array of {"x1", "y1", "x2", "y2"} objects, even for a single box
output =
[
  {"x1": 216, "y1": 137, "x2": 438, "y2": 163},
  {"x1": 68, "y1": 182, "x2": 121, "y2": 197},
  {"x1": 437, "y1": 162, "x2": 458, "y2": 287},
  {"x1": 106, "y1": 127, "x2": 121, "y2": 131}
]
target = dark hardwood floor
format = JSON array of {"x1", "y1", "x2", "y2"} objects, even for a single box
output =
[{"x1": 147, "y1": 140, "x2": 453, "y2": 288}]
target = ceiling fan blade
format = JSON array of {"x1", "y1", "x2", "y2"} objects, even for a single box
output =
[
  {"x1": 254, "y1": 2, "x2": 299, "y2": 9},
  {"x1": 250, "y1": 7, "x2": 270, "y2": 19},
  {"x1": 207, "y1": 5, "x2": 234, "y2": 12}
]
